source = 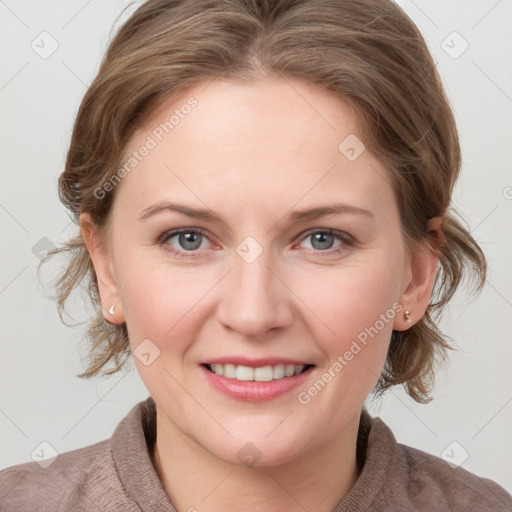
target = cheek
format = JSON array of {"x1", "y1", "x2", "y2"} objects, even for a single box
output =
[
  {"x1": 115, "y1": 251, "x2": 206, "y2": 350},
  {"x1": 290, "y1": 255, "x2": 401, "y2": 364},
  {"x1": 290, "y1": 264, "x2": 400, "y2": 412},
  {"x1": 116, "y1": 259, "x2": 211, "y2": 395}
]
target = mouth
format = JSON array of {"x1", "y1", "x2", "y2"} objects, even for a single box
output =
[{"x1": 202, "y1": 363, "x2": 315, "y2": 382}]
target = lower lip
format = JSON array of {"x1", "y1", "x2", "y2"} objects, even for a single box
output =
[{"x1": 200, "y1": 365, "x2": 314, "y2": 402}]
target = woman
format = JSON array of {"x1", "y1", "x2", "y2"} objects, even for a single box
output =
[{"x1": 1, "y1": 0, "x2": 510, "y2": 510}]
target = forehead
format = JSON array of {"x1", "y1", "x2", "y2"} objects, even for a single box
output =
[
  {"x1": 114, "y1": 77, "x2": 396, "y2": 223},
  {"x1": 139, "y1": 76, "x2": 364, "y2": 159}
]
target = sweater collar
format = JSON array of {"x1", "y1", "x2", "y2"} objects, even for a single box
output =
[
  {"x1": 112, "y1": 397, "x2": 395, "y2": 511},
  {"x1": 111, "y1": 397, "x2": 177, "y2": 511}
]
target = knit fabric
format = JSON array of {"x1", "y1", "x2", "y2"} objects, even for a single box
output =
[{"x1": 1, "y1": 397, "x2": 511, "y2": 511}]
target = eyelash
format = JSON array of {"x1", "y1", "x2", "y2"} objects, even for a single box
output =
[{"x1": 158, "y1": 227, "x2": 354, "y2": 259}]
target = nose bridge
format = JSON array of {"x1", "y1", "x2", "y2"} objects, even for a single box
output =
[{"x1": 217, "y1": 238, "x2": 293, "y2": 337}]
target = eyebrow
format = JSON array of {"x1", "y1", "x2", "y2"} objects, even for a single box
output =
[{"x1": 138, "y1": 201, "x2": 374, "y2": 223}]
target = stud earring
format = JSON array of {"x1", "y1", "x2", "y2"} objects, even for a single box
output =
[
  {"x1": 108, "y1": 305, "x2": 115, "y2": 315},
  {"x1": 404, "y1": 310, "x2": 411, "y2": 322}
]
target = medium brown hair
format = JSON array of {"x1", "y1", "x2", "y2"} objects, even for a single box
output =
[{"x1": 49, "y1": 0, "x2": 486, "y2": 403}]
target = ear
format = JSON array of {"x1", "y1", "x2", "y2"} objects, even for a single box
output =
[
  {"x1": 79, "y1": 212, "x2": 125, "y2": 324},
  {"x1": 393, "y1": 217, "x2": 444, "y2": 331}
]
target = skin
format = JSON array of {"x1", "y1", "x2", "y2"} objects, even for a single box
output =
[{"x1": 81, "y1": 76, "x2": 443, "y2": 511}]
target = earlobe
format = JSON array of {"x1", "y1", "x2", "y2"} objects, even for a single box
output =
[
  {"x1": 393, "y1": 216, "x2": 444, "y2": 331},
  {"x1": 393, "y1": 306, "x2": 414, "y2": 332},
  {"x1": 79, "y1": 213, "x2": 125, "y2": 324}
]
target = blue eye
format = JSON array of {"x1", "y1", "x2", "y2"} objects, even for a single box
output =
[
  {"x1": 299, "y1": 229, "x2": 353, "y2": 253},
  {"x1": 158, "y1": 228, "x2": 353, "y2": 258},
  {"x1": 160, "y1": 228, "x2": 210, "y2": 257}
]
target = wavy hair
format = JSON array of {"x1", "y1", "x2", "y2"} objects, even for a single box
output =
[{"x1": 46, "y1": 0, "x2": 487, "y2": 403}]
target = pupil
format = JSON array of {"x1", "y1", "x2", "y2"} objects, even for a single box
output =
[
  {"x1": 312, "y1": 232, "x2": 333, "y2": 250},
  {"x1": 180, "y1": 232, "x2": 201, "y2": 250}
]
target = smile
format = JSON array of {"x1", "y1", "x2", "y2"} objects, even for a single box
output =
[{"x1": 204, "y1": 363, "x2": 313, "y2": 382}]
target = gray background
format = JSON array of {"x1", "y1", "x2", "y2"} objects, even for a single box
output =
[{"x1": 1, "y1": 0, "x2": 511, "y2": 493}]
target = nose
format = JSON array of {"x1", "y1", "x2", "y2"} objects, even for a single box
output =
[{"x1": 216, "y1": 247, "x2": 294, "y2": 339}]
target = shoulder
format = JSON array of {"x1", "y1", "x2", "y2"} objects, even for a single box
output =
[
  {"x1": 0, "y1": 399, "x2": 162, "y2": 512},
  {"x1": 0, "y1": 437, "x2": 139, "y2": 512},
  {"x1": 0, "y1": 438, "x2": 135, "y2": 512},
  {"x1": 372, "y1": 417, "x2": 512, "y2": 511},
  {"x1": 350, "y1": 414, "x2": 512, "y2": 512},
  {"x1": 401, "y1": 443, "x2": 511, "y2": 510}
]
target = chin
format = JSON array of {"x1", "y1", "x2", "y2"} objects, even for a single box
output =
[{"x1": 205, "y1": 436, "x2": 306, "y2": 469}]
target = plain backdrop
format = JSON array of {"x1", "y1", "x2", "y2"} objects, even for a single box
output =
[{"x1": 1, "y1": 0, "x2": 511, "y2": 495}]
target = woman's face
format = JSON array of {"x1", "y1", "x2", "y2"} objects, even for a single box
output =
[{"x1": 87, "y1": 77, "x2": 428, "y2": 466}]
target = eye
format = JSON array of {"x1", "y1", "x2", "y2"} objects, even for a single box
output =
[
  {"x1": 298, "y1": 229, "x2": 353, "y2": 254},
  {"x1": 158, "y1": 227, "x2": 353, "y2": 258},
  {"x1": 159, "y1": 228, "x2": 212, "y2": 257}
]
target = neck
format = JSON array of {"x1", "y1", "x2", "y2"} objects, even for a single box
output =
[{"x1": 151, "y1": 406, "x2": 362, "y2": 512}]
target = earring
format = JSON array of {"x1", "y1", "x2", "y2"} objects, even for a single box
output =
[
  {"x1": 108, "y1": 305, "x2": 115, "y2": 315},
  {"x1": 404, "y1": 310, "x2": 412, "y2": 322}
]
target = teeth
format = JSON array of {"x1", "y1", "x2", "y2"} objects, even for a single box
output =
[
  {"x1": 207, "y1": 363, "x2": 309, "y2": 381},
  {"x1": 273, "y1": 364, "x2": 285, "y2": 379},
  {"x1": 212, "y1": 363, "x2": 224, "y2": 376},
  {"x1": 236, "y1": 365, "x2": 254, "y2": 381},
  {"x1": 223, "y1": 364, "x2": 236, "y2": 378},
  {"x1": 284, "y1": 364, "x2": 295, "y2": 377}
]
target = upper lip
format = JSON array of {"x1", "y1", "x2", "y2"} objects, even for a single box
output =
[{"x1": 201, "y1": 357, "x2": 314, "y2": 368}]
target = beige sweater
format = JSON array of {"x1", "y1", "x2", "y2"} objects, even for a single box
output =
[{"x1": 1, "y1": 397, "x2": 511, "y2": 511}]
